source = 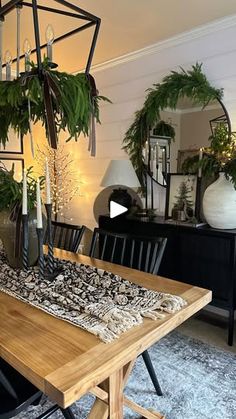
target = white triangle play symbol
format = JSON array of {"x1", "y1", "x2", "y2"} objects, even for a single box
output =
[{"x1": 110, "y1": 201, "x2": 128, "y2": 218}]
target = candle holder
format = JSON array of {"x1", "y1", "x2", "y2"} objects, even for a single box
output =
[
  {"x1": 36, "y1": 227, "x2": 45, "y2": 279},
  {"x1": 45, "y1": 203, "x2": 54, "y2": 274},
  {"x1": 22, "y1": 214, "x2": 28, "y2": 270}
]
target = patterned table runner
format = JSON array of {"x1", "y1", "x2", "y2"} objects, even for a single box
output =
[{"x1": 0, "y1": 251, "x2": 187, "y2": 342}]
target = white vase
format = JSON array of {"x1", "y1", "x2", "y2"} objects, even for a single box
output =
[{"x1": 203, "y1": 173, "x2": 236, "y2": 229}]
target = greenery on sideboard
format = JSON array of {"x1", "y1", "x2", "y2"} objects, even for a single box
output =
[
  {"x1": 182, "y1": 124, "x2": 236, "y2": 188},
  {"x1": 0, "y1": 164, "x2": 43, "y2": 215},
  {"x1": 0, "y1": 58, "x2": 110, "y2": 148},
  {"x1": 122, "y1": 63, "x2": 223, "y2": 183}
]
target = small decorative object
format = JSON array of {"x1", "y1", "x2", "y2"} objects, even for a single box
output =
[
  {"x1": 165, "y1": 173, "x2": 199, "y2": 221},
  {"x1": 182, "y1": 124, "x2": 236, "y2": 229}
]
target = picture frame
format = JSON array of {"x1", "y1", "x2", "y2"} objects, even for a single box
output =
[
  {"x1": 0, "y1": 157, "x2": 24, "y2": 182},
  {"x1": 0, "y1": 130, "x2": 23, "y2": 154},
  {"x1": 165, "y1": 173, "x2": 199, "y2": 220},
  {"x1": 177, "y1": 149, "x2": 199, "y2": 172}
]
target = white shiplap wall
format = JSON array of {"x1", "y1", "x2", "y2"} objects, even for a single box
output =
[{"x1": 66, "y1": 15, "x2": 236, "y2": 230}]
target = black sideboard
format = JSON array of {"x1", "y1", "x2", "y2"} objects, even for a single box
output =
[{"x1": 99, "y1": 215, "x2": 236, "y2": 345}]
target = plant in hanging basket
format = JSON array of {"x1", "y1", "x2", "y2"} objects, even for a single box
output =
[
  {"x1": 153, "y1": 119, "x2": 175, "y2": 138},
  {"x1": 122, "y1": 63, "x2": 223, "y2": 184},
  {"x1": 0, "y1": 58, "x2": 110, "y2": 149}
]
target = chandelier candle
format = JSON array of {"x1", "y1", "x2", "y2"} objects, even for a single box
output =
[
  {"x1": 22, "y1": 169, "x2": 28, "y2": 270},
  {"x1": 23, "y1": 38, "x2": 31, "y2": 72},
  {"x1": 5, "y1": 50, "x2": 11, "y2": 80}
]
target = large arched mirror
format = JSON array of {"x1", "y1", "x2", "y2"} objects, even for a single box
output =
[{"x1": 123, "y1": 64, "x2": 231, "y2": 212}]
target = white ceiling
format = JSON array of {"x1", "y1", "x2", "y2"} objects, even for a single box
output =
[{"x1": 2, "y1": 0, "x2": 236, "y2": 73}]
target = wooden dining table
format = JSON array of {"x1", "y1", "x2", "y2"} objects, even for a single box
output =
[{"x1": 0, "y1": 249, "x2": 212, "y2": 419}]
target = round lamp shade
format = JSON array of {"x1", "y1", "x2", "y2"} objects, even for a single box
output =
[{"x1": 100, "y1": 160, "x2": 140, "y2": 188}]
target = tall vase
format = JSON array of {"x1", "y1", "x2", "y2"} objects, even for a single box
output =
[
  {"x1": 203, "y1": 173, "x2": 236, "y2": 229},
  {"x1": 0, "y1": 209, "x2": 43, "y2": 268}
]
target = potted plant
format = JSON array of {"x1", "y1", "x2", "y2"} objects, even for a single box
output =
[
  {"x1": 0, "y1": 164, "x2": 44, "y2": 267},
  {"x1": 182, "y1": 124, "x2": 236, "y2": 229}
]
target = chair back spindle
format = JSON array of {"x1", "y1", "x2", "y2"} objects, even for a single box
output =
[
  {"x1": 89, "y1": 228, "x2": 167, "y2": 275},
  {"x1": 45, "y1": 221, "x2": 86, "y2": 253}
]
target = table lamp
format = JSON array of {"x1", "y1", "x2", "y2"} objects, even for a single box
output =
[{"x1": 101, "y1": 160, "x2": 141, "y2": 209}]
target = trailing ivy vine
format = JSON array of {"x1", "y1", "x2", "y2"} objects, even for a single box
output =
[{"x1": 122, "y1": 63, "x2": 223, "y2": 183}]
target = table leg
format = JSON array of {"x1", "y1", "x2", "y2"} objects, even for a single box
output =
[
  {"x1": 108, "y1": 369, "x2": 123, "y2": 418},
  {"x1": 88, "y1": 359, "x2": 164, "y2": 418},
  {"x1": 89, "y1": 361, "x2": 135, "y2": 419},
  {"x1": 88, "y1": 379, "x2": 109, "y2": 419}
]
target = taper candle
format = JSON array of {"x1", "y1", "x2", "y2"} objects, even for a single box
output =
[
  {"x1": 36, "y1": 178, "x2": 43, "y2": 228},
  {"x1": 22, "y1": 169, "x2": 27, "y2": 215},
  {"x1": 162, "y1": 148, "x2": 166, "y2": 173},
  {"x1": 145, "y1": 140, "x2": 149, "y2": 165},
  {"x1": 198, "y1": 148, "x2": 203, "y2": 178},
  {"x1": 45, "y1": 157, "x2": 51, "y2": 204}
]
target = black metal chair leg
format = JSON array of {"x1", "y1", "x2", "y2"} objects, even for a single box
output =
[
  {"x1": 141, "y1": 350, "x2": 163, "y2": 396},
  {"x1": 60, "y1": 407, "x2": 76, "y2": 419},
  {"x1": 228, "y1": 307, "x2": 234, "y2": 346}
]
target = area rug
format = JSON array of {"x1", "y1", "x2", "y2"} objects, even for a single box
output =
[{"x1": 16, "y1": 331, "x2": 236, "y2": 419}]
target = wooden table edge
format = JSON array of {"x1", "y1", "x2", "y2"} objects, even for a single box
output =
[{"x1": 44, "y1": 289, "x2": 212, "y2": 408}]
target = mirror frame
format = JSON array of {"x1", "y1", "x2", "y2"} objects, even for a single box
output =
[{"x1": 122, "y1": 63, "x2": 231, "y2": 188}]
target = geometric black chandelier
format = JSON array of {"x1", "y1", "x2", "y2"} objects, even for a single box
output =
[
  {"x1": 0, "y1": 1, "x2": 102, "y2": 154},
  {"x1": 0, "y1": 0, "x2": 100, "y2": 75}
]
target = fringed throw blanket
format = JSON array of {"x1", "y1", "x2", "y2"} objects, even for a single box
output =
[{"x1": 0, "y1": 252, "x2": 187, "y2": 343}]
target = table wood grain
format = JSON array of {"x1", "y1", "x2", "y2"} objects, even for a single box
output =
[{"x1": 0, "y1": 249, "x2": 212, "y2": 413}]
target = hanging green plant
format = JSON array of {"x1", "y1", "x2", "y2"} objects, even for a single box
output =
[
  {"x1": 122, "y1": 63, "x2": 223, "y2": 183},
  {"x1": 0, "y1": 58, "x2": 110, "y2": 149},
  {"x1": 153, "y1": 119, "x2": 176, "y2": 138}
]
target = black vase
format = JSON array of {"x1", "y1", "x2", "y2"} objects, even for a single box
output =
[
  {"x1": 0, "y1": 209, "x2": 46, "y2": 268},
  {"x1": 108, "y1": 188, "x2": 132, "y2": 209}
]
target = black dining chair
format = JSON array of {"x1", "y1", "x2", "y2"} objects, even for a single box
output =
[
  {"x1": 0, "y1": 357, "x2": 76, "y2": 419},
  {"x1": 89, "y1": 228, "x2": 167, "y2": 396},
  {"x1": 45, "y1": 221, "x2": 86, "y2": 253}
]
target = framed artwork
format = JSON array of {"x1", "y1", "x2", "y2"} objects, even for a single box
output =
[
  {"x1": 0, "y1": 130, "x2": 23, "y2": 154},
  {"x1": 177, "y1": 149, "x2": 199, "y2": 172},
  {"x1": 0, "y1": 157, "x2": 24, "y2": 182},
  {"x1": 165, "y1": 173, "x2": 198, "y2": 220}
]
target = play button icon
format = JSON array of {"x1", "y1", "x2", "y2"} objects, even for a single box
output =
[{"x1": 110, "y1": 201, "x2": 128, "y2": 218}]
